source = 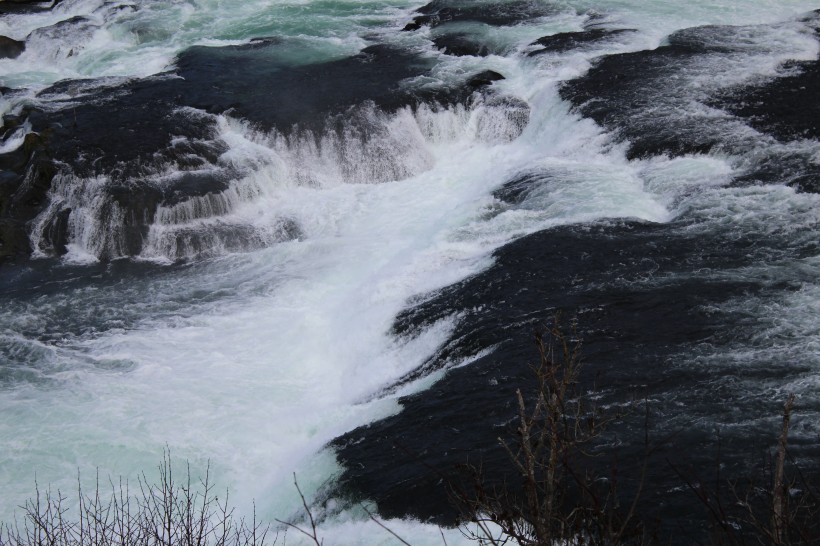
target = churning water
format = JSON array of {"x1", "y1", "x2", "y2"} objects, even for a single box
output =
[{"x1": 2, "y1": 0, "x2": 819, "y2": 543}]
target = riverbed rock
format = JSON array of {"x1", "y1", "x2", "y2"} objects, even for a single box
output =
[
  {"x1": 528, "y1": 28, "x2": 634, "y2": 56},
  {"x1": 0, "y1": 0, "x2": 64, "y2": 15},
  {"x1": 0, "y1": 36, "x2": 25, "y2": 59},
  {"x1": 708, "y1": 59, "x2": 820, "y2": 143},
  {"x1": 432, "y1": 33, "x2": 490, "y2": 57},
  {"x1": 466, "y1": 70, "x2": 505, "y2": 88},
  {"x1": 402, "y1": 0, "x2": 558, "y2": 31},
  {"x1": 1, "y1": 39, "x2": 517, "y2": 261}
]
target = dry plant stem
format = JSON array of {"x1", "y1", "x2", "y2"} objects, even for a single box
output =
[
  {"x1": 274, "y1": 474, "x2": 322, "y2": 546},
  {"x1": 1, "y1": 450, "x2": 272, "y2": 546},
  {"x1": 670, "y1": 392, "x2": 820, "y2": 546},
  {"x1": 772, "y1": 393, "x2": 795, "y2": 546},
  {"x1": 459, "y1": 317, "x2": 654, "y2": 545},
  {"x1": 359, "y1": 505, "x2": 412, "y2": 546},
  {"x1": 439, "y1": 527, "x2": 449, "y2": 546}
]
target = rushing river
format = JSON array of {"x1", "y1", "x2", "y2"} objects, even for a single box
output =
[{"x1": 1, "y1": 0, "x2": 819, "y2": 543}]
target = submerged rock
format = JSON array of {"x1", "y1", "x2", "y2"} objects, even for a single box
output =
[{"x1": 25, "y1": 16, "x2": 100, "y2": 59}]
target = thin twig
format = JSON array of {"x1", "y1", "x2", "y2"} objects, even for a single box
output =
[{"x1": 360, "y1": 504, "x2": 412, "y2": 546}]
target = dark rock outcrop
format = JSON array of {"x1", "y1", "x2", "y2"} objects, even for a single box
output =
[
  {"x1": 331, "y1": 215, "x2": 814, "y2": 538},
  {"x1": 0, "y1": 0, "x2": 64, "y2": 15},
  {"x1": 172, "y1": 43, "x2": 444, "y2": 132},
  {"x1": 402, "y1": 0, "x2": 558, "y2": 31},
  {"x1": 38, "y1": 206, "x2": 70, "y2": 255},
  {"x1": 707, "y1": 60, "x2": 820, "y2": 143},
  {"x1": 559, "y1": 39, "x2": 724, "y2": 159},
  {"x1": 0, "y1": 35, "x2": 25, "y2": 59},
  {"x1": 466, "y1": 69, "x2": 505, "y2": 89},
  {"x1": 432, "y1": 33, "x2": 489, "y2": 57},
  {"x1": 527, "y1": 28, "x2": 634, "y2": 56},
  {"x1": 559, "y1": 19, "x2": 820, "y2": 165},
  {"x1": 1, "y1": 38, "x2": 519, "y2": 262},
  {"x1": 0, "y1": 142, "x2": 55, "y2": 259}
]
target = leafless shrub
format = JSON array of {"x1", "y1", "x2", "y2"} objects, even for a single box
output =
[
  {"x1": 451, "y1": 317, "x2": 656, "y2": 545},
  {"x1": 0, "y1": 450, "x2": 273, "y2": 546},
  {"x1": 675, "y1": 395, "x2": 820, "y2": 546}
]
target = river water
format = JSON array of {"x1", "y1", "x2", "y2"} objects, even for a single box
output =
[{"x1": 1, "y1": 0, "x2": 819, "y2": 543}]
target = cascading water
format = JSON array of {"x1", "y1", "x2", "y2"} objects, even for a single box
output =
[{"x1": 2, "y1": 0, "x2": 820, "y2": 543}]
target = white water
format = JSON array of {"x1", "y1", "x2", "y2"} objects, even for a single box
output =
[
  {"x1": 3, "y1": 0, "x2": 820, "y2": 542},
  {"x1": 2, "y1": 76, "x2": 669, "y2": 519}
]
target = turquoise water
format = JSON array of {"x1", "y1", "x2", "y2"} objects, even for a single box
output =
[{"x1": 3, "y1": 0, "x2": 817, "y2": 89}]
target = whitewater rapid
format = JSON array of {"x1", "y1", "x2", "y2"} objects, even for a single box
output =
[{"x1": 2, "y1": 0, "x2": 820, "y2": 543}]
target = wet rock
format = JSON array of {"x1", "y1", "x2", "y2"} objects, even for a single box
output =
[
  {"x1": 28, "y1": 79, "x2": 225, "y2": 180},
  {"x1": 155, "y1": 218, "x2": 302, "y2": 261},
  {"x1": 0, "y1": 36, "x2": 25, "y2": 59},
  {"x1": 3, "y1": 39, "x2": 513, "y2": 261},
  {"x1": 25, "y1": 16, "x2": 100, "y2": 59},
  {"x1": 92, "y1": 1, "x2": 136, "y2": 18},
  {"x1": 172, "y1": 43, "x2": 441, "y2": 131},
  {"x1": 36, "y1": 76, "x2": 129, "y2": 101},
  {"x1": 102, "y1": 171, "x2": 235, "y2": 257},
  {"x1": 527, "y1": 28, "x2": 634, "y2": 56},
  {"x1": 732, "y1": 146, "x2": 820, "y2": 193},
  {"x1": 247, "y1": 36, "x2": 284, "y2": 47},
  {"x1": 559, "y1": 41, "x2": 721, "y2": 159},
  {"x1": 432, "y1": 33, "x2": 489, "y2": 57},
  {"x1": 11, "y1": 153, "x2": 54, "y2": 213},
  {"x1": 0, "y1": 0, "x2": 64, "y2": 15},
  {"x1": 0, "y1": 126, "x2": 46, "y2": 181},
  {"x1": 474, "y1": 94, "x2": 530, "y2": 142},
  {"x1": 0, "y1": 149, "x2": 54, "y2": 259},
  {"x1": 172, "y1": 41, "x2": 501, "y2": 131},
  {"x1": 3, "y1": 76, "x2": 231, "y2": 260},
  {"x1": 708, "y1": 59, "x2": 820, "y2": 142},
  {"x1": 38, "y1": 207, "x2": 71, "y2": 255},
  {"x1": 0, "y1": 169, "x2": 29, "y2": 259},
  {"x1": 466, "y1": 70, "x2": 505, "y2": 89},
  {"x1": 559, "y1": 19, "x2": 820, "y2": 194},
  {"x1": 492, "y1": 170, "x2": 543, "y2": 204},
  {"x1": 331, "y1": 217, "x2": 806, "y2": 536},
  {"x1": 27, "y1": 40, "x2": 503, "y2": 172},
  {"x1": 1, "y1": 113, "x2": 28, "y2": 139},
  {"x1": 402, "y1": 0, "x2": 558, "y2": 31}
]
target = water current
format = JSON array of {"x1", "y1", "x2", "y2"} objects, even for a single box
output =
[{"x1": 1, "y1": 0, "x2": 819, "y2": 543}]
